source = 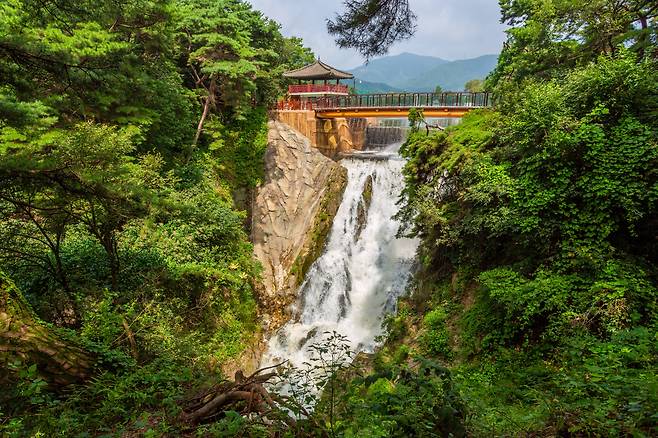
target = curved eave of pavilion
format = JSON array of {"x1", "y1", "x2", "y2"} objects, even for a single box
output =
[{"x1": 283, "y1": 59, "x2": 354, "y2": 81}]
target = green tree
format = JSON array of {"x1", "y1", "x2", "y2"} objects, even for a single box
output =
[
  {"x1": 399, "y1": 50, "x2": 658, "y2": 434},
  {"x1": 177, "y1": 0, "x2": 257, "y2": 146},
  {"x1": 327, "y1": 0, "x2": 417, "y2": 58},
  {"x1": 0, "y1": 123, "x2": 158, "y2": 294},
  {"x1": 491, "y1": 0, "x2": 658, "y2": 91},
  {"x1": 464, "y1": 79, "x2": 484, "y2": 92},
  {"x1": 407, "y1": 107, "x2": 424, "y2": 133},
  {"x1": 0, "y1": 0, "x2": 196, "y2": 154},
  {"x1": 0, "y1": 1, "x2": 301, "y2": 434},
  {"x1": 176, "y1": 0, "x2": 301, "y2": 148}
]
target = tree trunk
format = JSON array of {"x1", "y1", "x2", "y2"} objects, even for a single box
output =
[
  {"x1": 193, "y1": 77, "x2": 217, "y2": 146},
  {"x1": 638, "y1": 15, "x2": 649, "y2": 59},
  {"x1": 97, "y1": 232, "x2": 119, "y2": 291},
  {"x1": 107, "y1": 242, "x2": 119, "y2": 291},
  {"x1": 0, "y1": 273, "x2": 95, "y2": 388}
]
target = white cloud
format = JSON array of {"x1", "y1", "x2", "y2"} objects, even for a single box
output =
[{"x1": 246, "y1": 0, "x2": 508, "y2": 69}]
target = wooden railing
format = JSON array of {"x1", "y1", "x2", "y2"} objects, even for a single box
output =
[
  {"x1": 288, "y1": 84, "x2": 350, "y2": 95},
  {"x1": 315, "y1": 92, "x2": 492, "y2": 110}
]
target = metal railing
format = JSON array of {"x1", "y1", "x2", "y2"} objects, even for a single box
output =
[{"x1": 315, "y1": 92, "x2": 492, "y2": 110}]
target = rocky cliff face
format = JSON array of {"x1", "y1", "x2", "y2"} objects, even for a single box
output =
[{"x1": 251, "y1": 121, "x2": 347, "y2": 331}]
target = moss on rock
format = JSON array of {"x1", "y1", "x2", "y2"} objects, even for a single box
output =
[{"x1": 291, "y1": 166, "x2": 348, "y2": 284}]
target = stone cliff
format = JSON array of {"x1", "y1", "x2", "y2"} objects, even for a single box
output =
[{"x1": 251, "y1": 121, "x2": 347, "y2": 331}]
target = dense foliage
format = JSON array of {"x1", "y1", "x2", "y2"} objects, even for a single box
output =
[
  {"x1": 395, "y1": 3, "x2": 658, "y2": 433},
  {"x1": 2, "y1": 0, "x2": 657, "y2": 436},
  {"x1": 0, "y1": 0, "x2": 313, "y2": 434}
]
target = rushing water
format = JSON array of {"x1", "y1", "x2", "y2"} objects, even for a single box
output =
[{"x1": 262, "y1": 143, "x2": 419, "y2": 370}]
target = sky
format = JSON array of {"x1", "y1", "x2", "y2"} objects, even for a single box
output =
[{"x1": 246, "y1": 0, "x2": 509, "y2": 70}]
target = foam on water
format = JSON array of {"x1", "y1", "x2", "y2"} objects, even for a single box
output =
[{"x1": 262, "y1": 143, "x2": 419, "y2": 370}]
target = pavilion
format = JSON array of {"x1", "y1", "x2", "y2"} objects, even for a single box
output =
[{"x1": 279, "y1": 59, "x2": 354, "y2": 110}]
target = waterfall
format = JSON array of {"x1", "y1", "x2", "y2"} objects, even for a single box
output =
[
  {"x1": 366, "y1": 126, "x2": 408, "y2": 148},
  {"x1": 262, "y1": 143, "x2": 419, "y2": 370}
]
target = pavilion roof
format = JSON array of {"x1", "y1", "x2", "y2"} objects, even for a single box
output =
[{"x1": 283, "y1": 59, "x2": 354, "y2": 80}]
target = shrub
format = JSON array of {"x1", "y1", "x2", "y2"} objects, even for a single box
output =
[{"x1": 336, "y1": 358, "x2": 467, "y2": 438}]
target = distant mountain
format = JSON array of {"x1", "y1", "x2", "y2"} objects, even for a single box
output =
[
  {"x1": 353, "y1": 79, "x2": 401, "y2": 94},
  {"x1": 348, "y1": 52, "x2": 448, "y2": 88},
  {"x1": 348, "y1": 53, "x2": 499, "y2": 92},
  {"x1": 402, "y1": 55, "x2": 499, "y2": 91}
]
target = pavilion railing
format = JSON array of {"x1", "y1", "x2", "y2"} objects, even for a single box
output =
[
  {"x1": 288, "y1": 84, "x2": 350, "y2": 95},
  {"x1": 315, "y1": 91, "x2": 492, "y2": 110}
]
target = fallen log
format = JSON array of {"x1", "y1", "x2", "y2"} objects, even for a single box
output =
[{"x1": 0, "y1": 273, "x2": 96, "y2": 388}]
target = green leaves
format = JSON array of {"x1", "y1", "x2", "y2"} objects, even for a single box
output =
[
  {"x1": 335, "y1": 358, "x2": 466, "y2": 438},
  {"x1": 399, "y1": 52, "x2": 658, "y2": 355},
  {"x1": 420, "y1": 307, "x2": 452, "y2": 358},
  {"x1": 393, "y1": 3, "x2": 658, "y2": 436},
  {"x1": 0, "y1": 1, "x2": 303, "y2": 435},
  {"x1": 492, "y1": 0, "x2": 658, "y2": 91},
  {"x1": 177, "y1": 0, "x2": 283, "y2": 122}
]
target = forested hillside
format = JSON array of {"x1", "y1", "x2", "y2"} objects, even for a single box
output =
[
  {"x1": 391, "y1": 1, "x2": 658, "y2": 435},
  {"x1": 1, "y1": 0, "x2": 657, "y2": 436},
  {"x1": 0, "y1": 0, "x2": 313, "y2": 434},
  {"x1": 400, "y1": 54, "x2": 498, "y2": 91}
]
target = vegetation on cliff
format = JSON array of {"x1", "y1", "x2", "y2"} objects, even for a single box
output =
[
  {"x1": 0, "y1": 0, "x2": 313, "y2": 434},
  {"x1": 386, "y1": 2, "x2": 658, "y2": 435}
]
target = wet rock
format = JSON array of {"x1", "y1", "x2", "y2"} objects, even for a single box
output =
[
  {"x1": 354, "y1": 175, "x2": 373, "y2": 241},
  {"x1": 252, "y1": 121, "x2": 347, "y2": 333}
]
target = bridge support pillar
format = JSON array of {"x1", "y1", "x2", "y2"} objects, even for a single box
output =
[{"x1": 271, "y1": 110, "x2": 366, "y2": 159}]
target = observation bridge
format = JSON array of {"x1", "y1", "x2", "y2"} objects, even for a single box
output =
[
  {"x1": 276, "y1": 91, "x2": 493, "y2": 119},
  {"x1": 314, "y1": 91, "x2": 492, "y2": 118},
  {"x1": 273, "y1": 91, "x2": 493, "y2": 158},
  {"x1": 275, "y1": 60, "x2": 493, "y2": 157}
]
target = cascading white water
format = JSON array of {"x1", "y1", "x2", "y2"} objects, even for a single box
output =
[{"x1": 262, "y1": 143, "x2": 419, "y2": 369}]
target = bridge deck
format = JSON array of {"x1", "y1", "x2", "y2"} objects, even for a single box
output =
[
  {"x1": 315, "y1": 107, "x2": 477, "y2": 118},
  {"x1": 313, "y1": 91, "x2": 491, "y2": 119}
]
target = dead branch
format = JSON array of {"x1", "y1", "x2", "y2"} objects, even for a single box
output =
[{"x1": 179, "y1": 363, "x2": 292, "y2": 426}]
